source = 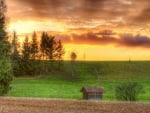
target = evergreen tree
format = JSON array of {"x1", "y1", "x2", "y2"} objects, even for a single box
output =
[
  {"x1": 40, "y1": 32, "x2": 57, "y2": 72},
  {"x1": 40, "y1": 32, "x2": 56, "y2": 60},
  {"x1": 11, "y1": 31, "x2": 19, "y2": 53},
  {"x1": 21, "y1": 36, "x2": 33, "y2": 75},
  {"x1": 55, "y1": 40, "x2": 65, "y2": 69},
  {"x1": 30, "y1": 31, "x2": 38, "y2": 60},
  {"x1": 11, "y1": 31, "x2": 21, "y2": 76},
  {"x1": 56, "y1": 40, "x2": 65, "y2": 60},
  {"x1": 0, "y1": 0, "x2": 13, "y2": 95},
  {"x1": 46, "y1": 35, "x2": 55, "y2": 60},
  {"x1": 39, "y1": 32, "x2": 48, "y2": 73},
  {"x1": 40, "y1": 32, "x2": 47, "y2": 60},
  {"x1": 39, "y1": 32, "x2": 66, "y2": 72},
  {"x1": 22, "y1": 36, "x2": 31, "y2": 60},
  {"x1": 0, "y1": 0, "x2": 9, "y2": 56}
]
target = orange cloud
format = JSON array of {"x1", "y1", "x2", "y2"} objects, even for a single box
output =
[{"x1": 56, "y1": 31, "x2": 150, "y2": 48}]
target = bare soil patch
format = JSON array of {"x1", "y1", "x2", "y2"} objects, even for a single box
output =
[{"x1": 0, "y1": 97, "x2": 150, "y2": 113}]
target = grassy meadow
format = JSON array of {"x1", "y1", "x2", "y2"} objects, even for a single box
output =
[{"x1": 7, "y1": 61, "x2": 150, "y2": 101}]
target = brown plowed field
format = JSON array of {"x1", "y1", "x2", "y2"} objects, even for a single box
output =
[{"x1": 0, "y1": 97, "x2": 150, "y2": 113}]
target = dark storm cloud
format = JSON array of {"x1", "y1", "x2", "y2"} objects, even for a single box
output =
[
  {"x1": 56, "y1": 31, "x2": 150, "y2": 48},
  {"x1": 119, "y1": 34, "x2": 150, "y2": 47}
]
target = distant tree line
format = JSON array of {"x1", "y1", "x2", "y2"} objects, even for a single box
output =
[{"x1": 11, "y1": 31, "x2": 65, "y2": 76}]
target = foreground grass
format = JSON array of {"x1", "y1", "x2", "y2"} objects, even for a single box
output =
[{"x1": 7, "y1": 61, "x2": 150, "y2": 101}]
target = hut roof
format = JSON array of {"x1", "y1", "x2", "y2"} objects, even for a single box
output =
[{"x1": 81, "y1": 87, "x2": 104, "y2": 93}]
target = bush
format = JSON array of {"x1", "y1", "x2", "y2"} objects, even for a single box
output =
[
  {"x1": 115, "y1": 82, "x2": 144, "y2": 101},
  {"x1": 0, "y1": 58, "x2": 13, "y2": 95}
]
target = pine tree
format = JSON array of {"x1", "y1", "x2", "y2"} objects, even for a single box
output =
[
  {"x1": 0, "y1": 0, "x2": 9, "y2": 56},
  {"x1": 22, "y1": 36, "x2": 31, "y2": 60},
  {"x1": 11, "y1": 31, "x2": 21, "y2": 76},
  {"x1": 46, "y1": 35, "x2": 55, "y2": 60},
  {"x1": 11, "y1": 31, "x2": 20, "y2": 60},
  {"x1": 55, "y1": 40, "x2": 65, "y2": 70},
  {"x1": 40, "y1": 32, "x2": 47, "y2": 60},
  {"x1": 30, "y1": 31, "x2": 38, "y2": 60},
  {"x1": 0, "y1": 0, "x2": 13, "y2": 95},
  {"x1": 56, "y1": 40, "x2": 65, "y2": 60},
  {"x1": 21, "y1": 36, "x2": 32, "y2": 75},
  {"x1": 40, "y1": 32, "x2": 56, "y2": 60},
  {"x1": 40, "y1": 32, "x2": 57, "y2": 72}
]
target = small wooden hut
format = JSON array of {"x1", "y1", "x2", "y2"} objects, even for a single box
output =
[{"x1": 80, "y1": 87, "x2": 104, "y2": 100}]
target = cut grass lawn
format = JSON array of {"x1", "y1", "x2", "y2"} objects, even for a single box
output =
[{"x1": 7, "y1": 61, "x2": 150, "y2": 101}]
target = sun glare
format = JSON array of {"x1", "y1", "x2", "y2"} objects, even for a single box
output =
[{"x1": 8, "y1": 20, "x2": 67, "y2": 34}]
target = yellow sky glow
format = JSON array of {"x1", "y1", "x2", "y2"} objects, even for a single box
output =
[
  {"x1": 64, "y1": 44, "x2": 150, "y2": 61},
  {"x1": 8, "y1": 20, "x2": 67, "y2": 34}
]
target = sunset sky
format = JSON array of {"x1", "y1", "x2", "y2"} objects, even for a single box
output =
[{"x1": 6, "y1": 0, "x2": 150, "y2": 61}]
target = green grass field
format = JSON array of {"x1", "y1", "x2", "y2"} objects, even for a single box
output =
[{"x1": 7, "y1": 61, "x2": 150, "y2": 101}]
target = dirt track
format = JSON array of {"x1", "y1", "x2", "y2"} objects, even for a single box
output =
[{"x1": 0, "y1": 97, "x2": 150, "y2": 113}]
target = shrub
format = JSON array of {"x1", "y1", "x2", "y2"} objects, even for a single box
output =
[{"x1": 115, "y1": 82, "x2": 144, "y2": 101}]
